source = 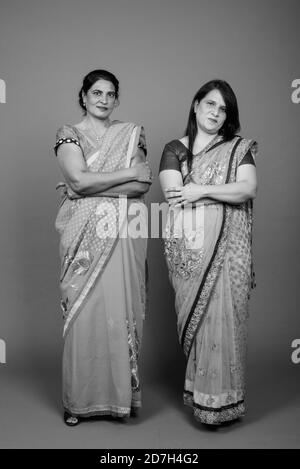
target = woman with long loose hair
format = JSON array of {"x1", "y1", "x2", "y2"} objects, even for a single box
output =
[{"x1": 159, "y1": 79, "x2": 257, "y2": 425}]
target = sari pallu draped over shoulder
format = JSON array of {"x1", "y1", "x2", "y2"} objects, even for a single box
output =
[
  {"x1": 55, "y1": 122, "x2": 147, "y2": 418},
  {"x1": 164, "y1": 136, "x2": 257, "y2": 425}
]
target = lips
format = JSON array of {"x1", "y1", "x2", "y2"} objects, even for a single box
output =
[
  {"x1": 97, "y1": 106, "x2": 108, "y2": 111},
  {"x1": 208, "y1": 118, "x2": 218, "y2": 124}
]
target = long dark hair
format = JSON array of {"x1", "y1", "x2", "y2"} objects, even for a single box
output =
[
  {"x1": 78, "y1": 69, "x2": 119, "y2": 114},
  {"x1": 184, "y1": 79, "x2": 240, "y2": 170}
]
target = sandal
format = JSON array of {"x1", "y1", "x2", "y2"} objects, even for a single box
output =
[
  {"x1": 130, "y1": 407, "x2": 139, "y2": 418},
  {"x1": 64, "y1": 411, "x2": 80, "y2": 426}
]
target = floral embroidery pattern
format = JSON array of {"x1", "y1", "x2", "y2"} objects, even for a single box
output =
[
  {"x1": 194, "y1": 402, "x2": 245, "y2": 425},
  {"x1": 71, "y1": 251, "x2": 93, "y2": 276},
  {"x1": 206, "y1": 396, "x2": 215, "y2": 406},
  {"x1": 164, "y1": 237, "x2": 203, "y2": 280},
  {"x1": 196, "y1": 160, "x2": 227, "y2": 185},
  {"x1": 127, "y1": 321, "x2": 140, "y2": 392},
  {"x1": 183, "y1": 392, "x2": 245, "y2": 425}
]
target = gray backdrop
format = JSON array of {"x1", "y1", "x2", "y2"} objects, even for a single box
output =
[{"x1": 0, "y1": 0, "x2": 299, "y2": 449}]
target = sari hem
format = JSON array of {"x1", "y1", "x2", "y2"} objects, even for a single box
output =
[
  {"x1": 183, "y1": 395, "x2": 245, "y2": 425},
  {"x1": 193, "y1": 402, "x2": 245, "y2": 425},
  {"x1": 63, "y1": 403, "x2": 142, "y2": 419}
]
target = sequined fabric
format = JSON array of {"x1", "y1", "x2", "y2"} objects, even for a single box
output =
[{"x1": 163, "y1": 136, "x2": 257, "y2": 425}]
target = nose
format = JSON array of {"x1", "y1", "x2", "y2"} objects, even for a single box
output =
[
  {"x1": 100, "y1": 94, "x2": 108, "y2": 104},
  {"x1": 212, "y1": 106, "x2": 219, "y2": 117}
]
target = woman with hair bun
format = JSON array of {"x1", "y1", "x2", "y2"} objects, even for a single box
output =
[
  {"x1": 159, "y1": 80, "x2": 258, "y2": 426},
  {"x1": 54, "y1": 69, "x2": 151, "y2": 426}
]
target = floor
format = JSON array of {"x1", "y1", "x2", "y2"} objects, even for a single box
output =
[{"x1": 1, "y1": 351, "x2": 299, "y2": 449}]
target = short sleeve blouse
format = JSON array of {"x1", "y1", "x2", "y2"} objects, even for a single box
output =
[
  {"x1": 159, "y1": 139, "x2": 255, "y2": 173},
  {"x1": 54, "y1": 125, "x2": 82, "y2": 156}
]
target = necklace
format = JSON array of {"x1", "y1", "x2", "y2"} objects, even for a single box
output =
[{"x1": 89, "y1": 118, "x2": 111, "y2": 143}]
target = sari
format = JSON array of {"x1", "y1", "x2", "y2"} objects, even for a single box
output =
[
  {"x1": 162, "y1": 135, "x2": 257, "y2": 425},
  {"x1": 54, "y1": 121, "x2": 147, "y2": 418}
]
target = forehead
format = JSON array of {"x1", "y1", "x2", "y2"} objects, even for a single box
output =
[
  {"x1": 203, "y1": 89, "x2": 225, "y2": 106},
  {"x1": 89, "y1": 79, "x2": 115, "y2": 92}
]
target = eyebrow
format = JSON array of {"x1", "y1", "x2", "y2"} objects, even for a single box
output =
[
  {"x1": 91, "y1": 89, "x2": 115, "y2": 93},
  {"x1": 207, "y1": 99, "x2": 226, "y2": 108}
]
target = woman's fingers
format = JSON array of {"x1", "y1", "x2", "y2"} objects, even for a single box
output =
[
  {"x1": 174, "y1": 199, "x2": 188, "y2": 208},
  {"x1": 140, "y1": 177, "x2": 153, "y2": 184},
  {"x1": 166, "y1": 187, "x2": 182, "y2": 193},
  {"x1": 168, "y1": 194, "x2": 187, "y2": 206},
  {"x1": 166, "y1": 189, "x2": 183, "y2": 199},
  {"x1": 165, "y1": 187, "x2": 187, "y2": 205}
]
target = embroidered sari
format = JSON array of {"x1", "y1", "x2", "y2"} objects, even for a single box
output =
[
  {"x1": 161, "y1": 135, "x2": 257, "y2": 425},
  {"x1": 54, "y1": 121, "x2": 147, "y2": 418}
]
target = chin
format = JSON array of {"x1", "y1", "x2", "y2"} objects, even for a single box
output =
[
  {"x1": 205, "y1": 127, "x2": 218, "y2": 134},
  {"x1": 95, "y1": 111, "x2": 110, "y2": 119}
]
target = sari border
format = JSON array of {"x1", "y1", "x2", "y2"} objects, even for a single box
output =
[
  {"x1": 183, "y1": 392, "x2": 245, "y2": 425},
  {"x1": 183, "y1": 389, "x2": 245, "y2": 412},
  {"x1": 194, "y1": 400, "x2": 244, "y2": 412},
  {"x1": 184, "y1": 392, "x2": 244, "y2": 412},
  {"x1": 176, "y1": 137, "x2": 225, "y2": 157},
  {"x1": 193, "y1": 402, "x2": 245, "y2": 425},
  {"x1": 181, "y1": 137, "x2": 243, "y2": 357},
  {"x1": 63, "y1": 404, "x2": 133, "y2": 419},
  {"x1": 63, "y1": 234, "x2": 119, "y2": 338}
]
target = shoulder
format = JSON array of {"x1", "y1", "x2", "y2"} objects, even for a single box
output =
[
  {"x1": 56, "y1": 124, "x2": 79, "y2": 141},
  {"x1": 163, "y1": 139, "x2": 188, "y2": 160},
  {"x1": 54, "y1": 124, "x2": 82, "y2": 156},
  {"x1": 159, "y1": 139, "x2": 188, "y2": 173},
  {"x1": 234, "y1": 136, "x2": 258, "y2": 155},
  {"x1": 117, "y1": 121, "x2": 146, "y2": 135},
  {"x1": 164, "y1": 139, "x2": 182, "y2": 152},
  {"x1": 232, "y1": 136, "x2": 258, "y2": 166}
]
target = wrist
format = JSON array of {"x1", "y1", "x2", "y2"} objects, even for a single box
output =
[{"x1": 201, "y1": 184, "x2": 210, "y2": 198}]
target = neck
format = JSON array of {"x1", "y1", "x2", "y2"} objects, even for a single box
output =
[
  {"x1": 195, "y1": 127, "x2": 218, "y2": 146},
  {"x1": 85, "y1": 115, "x2": 111, "y2": 133},
  {"x1": 191, "y1": 128, "x2": 218, "y2": 154}
]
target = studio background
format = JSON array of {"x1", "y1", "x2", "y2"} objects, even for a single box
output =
[{"x1": 0, "y1": 0, "x2": 299, "y2": 448}]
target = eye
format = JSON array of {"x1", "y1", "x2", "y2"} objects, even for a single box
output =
[
  {"x1": 93, "y1": 90, "x2": 102, "y2": 96},
  {"x1": 108, "y1": 92, "x2": 116, "y2": 98},
  {"x1": 206, "y1": 101, "x2": 214, "y2": 106}
]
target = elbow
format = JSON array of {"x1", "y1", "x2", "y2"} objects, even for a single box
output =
[
  {"x1": 133, "y1": 182, "x2": 151, "y2": 195},
  {"x1": 249, "y1": 183, "x2": 258, "y2": 200},
  {"x1": 69, "y1": 180, "x2": 84, "y2": 195},
  {"x1": 68, "y1": 172, "x2": 88, "y2": 195},
  {"x1": 244, "y1": 183, "x2": 257, "y2": 201},
  {"x1": 237, "y1": 178, "x2": 257, "y2": 202},
  {"x1": 251, "y1": 186, "x2": 258, "y2": 200},
  {"x1": 141, "y1": 182, "x2": 151, "y2": 194}
]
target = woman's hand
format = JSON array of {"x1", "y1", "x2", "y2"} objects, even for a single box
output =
[
  {"x1": 133, "y1": 162, "x2": 153, "y2": 183},
  {"x1": 166, "y1": 163, "x2": 258, "y2": 206},
  {"x1": 166, "y1": 183, "x2": 205, "y2": 207}
]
